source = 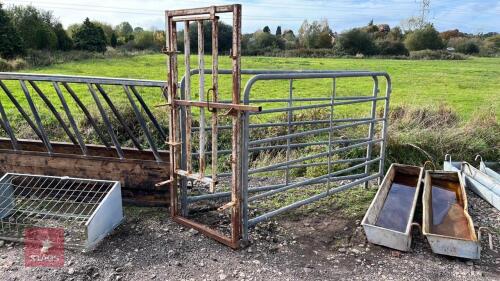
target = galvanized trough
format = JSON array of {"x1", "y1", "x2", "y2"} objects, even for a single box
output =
[
  {"x1": 0, "y1": 173, "x2": 123, "y2": 250},
  {"x1": 443, "y1": 156, "x2": 500, "y2": 211},
  {"x1": 478, "y1": 156, "x2": 500, "y2": 183},
  {"x1": 422, "y1": 170, "x2": 480, "y2": 259},
  {"x1": 362, "y1": 164, "x2": 423, "y2": 251}
]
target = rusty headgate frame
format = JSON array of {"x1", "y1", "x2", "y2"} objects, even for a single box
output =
[{"x1": 163, "y1": 4, "x2": 261, "y2": 248}]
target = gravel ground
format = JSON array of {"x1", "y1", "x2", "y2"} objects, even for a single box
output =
[{"x1": 0, "y1": 187, "x2": 498, "y2": 281}]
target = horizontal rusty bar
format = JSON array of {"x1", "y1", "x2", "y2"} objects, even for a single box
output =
[
  {"x1": 166, "y1": 5, "x2": 235, "y2": 17},
  {"x1": 176, "y1": 169, "x2": 215, "y2": 185},
  {"x1": 172, "y1": 216, "x2": 238, "y2": 249},
  {"x1": 172, "y1": 15, "x2": 218, "y2": 22},
  {"x1": 171, "y1": 100, "x2": 261, "y2": 112}
]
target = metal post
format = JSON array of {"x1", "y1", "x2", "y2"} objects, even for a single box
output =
[
  {"x1": 230, "y1": 3, "x2": 242, "y2": 247},
  {"x1": 210, "y1": 8, "x2": 219, "y2": 193},
  {"x1": 285, "y1": 79, "x2": 293, "y2": 185},
  {"x1": 198, "y1": 20, "x2": 207, "y2": 177},
  {"x1": 184, "y1": 20, "x2": 192, "y2": 173},
  {"x1": 327, "y1": 78, "x2": 336, "y2": 191},
  {"x1": 364, "y1": 77, "x2": 379, "y2": 188}
]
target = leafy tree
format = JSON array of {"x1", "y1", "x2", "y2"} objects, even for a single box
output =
[
  {"x1": 440, "y1": 29, "x2": 465, "y2": 41},
  {"x1": 53, "y1": 23, "x2": 73, "y2": 51},
  {"x1": 298, "y1": 20, "x2": 333, "y2": 49},
  {"x1": 73, "y1": 18, "x2": 107, "y2": 52},
  {"x1": 337, "y1": 28, "x2": 376, "y2": 55},
  {"x1": 276, "y1": 26, "x2": 282, "y2": 37},
  {"x1": 263, "y1": 26, "x2": 271, "y2": 33},
  {"x1": 480, "y1": 35, "x2": 500, "y2": 55},
  {"x1": 110, "y1": 32, "x2": 118, "y2": 48},
  {"x1": 92, "y1": 21, "x2": 114, "y2": 44},
  {"x1": 116, "y1": 22, "x2": 133, "y2": 37},
  {"x1": 448, "y1": 37, "x2": 480, "y2": 54},
  {"x1": 177, "y1": 21, "x2": 233, "y2": 53},
  {"x1": 0, "y1": 3, "x2": 25, "y2": 59},
  {"x1": 134, "y1": 27, "x2": 144, "y2": 33},
  {"x1": 133, "y1": 31, "x2": 156, "y2": 50},
  {"x1": 7, "y1": 5, "x2": 57, "y2": 50},
  {"x1": 67, "y1": 23, "x2": 81, "y2": 38},
  {"x1": 404, "y1": 24, "x2": 444, "y2": 51},
  {"x1": 153, "y1": 30, "x2": 166, "y2": 48},
  {"x1": 376, "y1": 40, "x2": 409, "y2": 56},
  {"x1": 387, "y1": 26, "x2": 403, "y2": 41}
]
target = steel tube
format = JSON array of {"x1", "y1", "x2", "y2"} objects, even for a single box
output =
[
  {"x1": 123, "y1": 86, "x2": 162, "y2": 162},
  {"x1": 249, "y1": 158, "x2": 381, "y2": 202},
  {"x1": 130, "y1": 86, "x2": 166, "y2": 140},
  {"x1": 62, "y1": 82, "x2": 111, "y2": 148},
  {"x1": 198, "y1": 20, "x2": 207, "y2": 177},
  {"x1": 19, "y1": 80, "x2": 53, "y2": 153},
  {"x1": 187, "y1": 173, "x2": 367, "y2": 203},
  {"x1": 252, "y1": 97, "x2": 387, "y2": 115},
  {"x1": 192, "y1": 117, "x2": 373, "y2": 131},
  {"x1": 248, "y1": 173, "x2": 381, "y2": 226},
  {"x1": 0, "y1": 81, "x2": 46, "y2": 143},
  {"x1": 249, "y1": 140, "x2": 382, "y2": 175},
  {"x1": 87, "y1": 83, "x2": 124, "y2": 159},
  {"x1": 0, "y1": 72, "x2": 165, "y2": 87},
  {"x1": 0, "y1": 99, "x2": 18, "y2": 150},
  {"x1": 28, "y1": 81, "x2": 78, "y2": 145},
  {"x1": 95, "y1": 84, "x2": 143, "y2": 150},
  {"x1": 52, "y1": 82, "x2": 88, "y2": 155},
  {"x1": 364, "y1": 77, "x2": 379, "y2": 188},
  {"x1": 249, "y1": 118, "x2": 384, "y2": 146}
]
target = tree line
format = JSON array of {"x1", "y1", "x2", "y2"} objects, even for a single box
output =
[{"x1": 1, "y1": 4, "x2": 499, "y2": 61}]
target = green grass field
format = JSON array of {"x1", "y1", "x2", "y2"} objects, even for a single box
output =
[{"x1": 23, "y1": 54, "x2": 500, "y2": 120}]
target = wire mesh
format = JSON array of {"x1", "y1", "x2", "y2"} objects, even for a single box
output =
[{"x1": 0, "y1": 173, "x2": 115, "y2": 247}]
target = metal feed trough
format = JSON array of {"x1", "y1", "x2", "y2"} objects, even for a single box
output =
[
  {"x1": 444, "y1": 155, "x2": 500, "y2": 211},
  {"x1": 422, "y1": 170, "x2": 481, "y2": 259},
  {"x1": 0, "y1": 173, "x2": 123, "y2": 249},
  {"x1": 362, "y1": 164, "x2": 423, "y2": 251}
]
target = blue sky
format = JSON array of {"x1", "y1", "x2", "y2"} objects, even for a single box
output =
[{"x1": 3, "y1": 0, "x2": 499, "y2": 34}]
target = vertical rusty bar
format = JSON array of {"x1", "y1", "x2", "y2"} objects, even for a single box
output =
[
  {"x1": 198, "y1": 20, "x2": 207, "y2": 177},
  {"x1": 166, "y1": 14, "x2": 179, "y2": 217},
  {"x1": 184, "y1": 20, "x2": 193, "y2": 173},
  {"x1": 230, "y1": 3, "x2": 242, "y2": 247},
  {"x1": 210, "y1": 7, "x2": 219, "y2": 193}
]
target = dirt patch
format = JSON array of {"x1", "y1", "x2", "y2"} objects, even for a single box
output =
[{"x1": 0, "y1": 189, "x2": 498, "y2": 281}]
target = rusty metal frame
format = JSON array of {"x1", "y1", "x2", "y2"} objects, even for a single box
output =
[{"x1": 165, "y1": 4, "x2": 248, "y2": 249}]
